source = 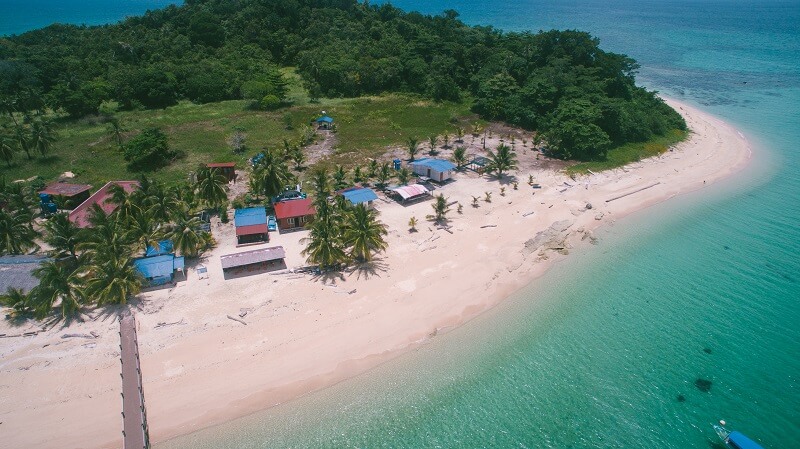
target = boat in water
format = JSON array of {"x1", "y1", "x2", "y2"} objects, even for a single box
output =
[{"x1": 713, "y1": 421, "x2": 765, "y2": 449}]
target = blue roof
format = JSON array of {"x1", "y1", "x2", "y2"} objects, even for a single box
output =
[
  {"x1": 315, "y1": 115, "x2": 334, "y2": 123},
  {"x1": 728, "y1": 431, "x2": 764, "y2": 449},
  {"x1": 342, "y1": 188, "x2": 379, "y2": 205},
  {"x1": 133, "y1": 255, "x2": 178, "y2": 279},
  {"x1": 234, "y1": 207, "x2": 267, "y2": 227},
  {"x1": 411, "y1": 158, "x2": 456, "y2": 172},
  {"x1": 145, "y1": 240, "x2": 174, "y2": 257}
]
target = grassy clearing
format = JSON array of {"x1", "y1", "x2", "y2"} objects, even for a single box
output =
[
  {"x1": 566, "y1": 128, "x2": 689, "y2": 175},
  {"x1": 1, "y1": 92, "x2": 476, "y2": 188}
]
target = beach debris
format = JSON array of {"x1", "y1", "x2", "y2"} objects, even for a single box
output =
[
  {"x1": 586, "y1": 203, "x2": 593, "y2": 209},
  {"x1": 61, "y1": 332, "x2": 99, "y2": 339},
  {"x1": 239, "y1": 308, "x2": 251, "y2": 318},
  {"x1": 154, "y1": 319, "x2": 185, "y2": 329},
  {"x1": 677, "y1": 394, "x2": 686, "y2": 402},
  {"x1": 595, "y1": 213, "x2": 605, "y2": 220},
  {"x1": 605, "y1": 182, "x2": 661, "y2": 203},
  {"x1": 227, "y1": 315, "x2": 247, "y2": 325},
  {"x1": 694, "y1": 378, "x2": 713, "y2": 393},
  {"x1": 480, "y1": 224, "x2": 497, "y2": 228},
  {"x1": 522, "y1": 211, "x2": 535, "y2": 217},
  {"x1": 348, "y1": 289, "x2": 357, "y2": 295},
  {"x1": 420, "y1": 245, "x2": 437, "y2": 252}
]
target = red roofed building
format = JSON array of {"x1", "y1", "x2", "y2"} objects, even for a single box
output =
[
  {"x1": 207, "y1": 162, "x2": 236, "y2": 182},
  {"x1": 68, "y1": 181, "x2": 139, "y2": 228},
  {"x1": 39, "y1": 182, "x2": 92, "y2": 209},
  {"x1": 274, "y1": 198, "x2": 315, "y2": 231}
]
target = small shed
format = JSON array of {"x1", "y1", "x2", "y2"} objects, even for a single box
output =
[
  {"x1": 410, "y1": 158, "x2": 456, "y2": 183},
  {"x1": 390, "y1": 184, "x2": 430, "y2": 203},
  {"x1": 68, "y1": 181, "x2": 140, "y2": 228},
  {"x1": 220, "y1": 246, "x2": 286, "y2": 276},
  {"x1": 314, "y1": 115, "x2": 334, "y2": 130},
  {"x1": 340, "y1": 187, "x2": 379, "y2": 208},
  {"x1": 39, "y1": 183, "x2": 92, "y2": 209},
  {"x1": 133, "y1": 254, "x2": 185, "y2": 286},
  {"x1": 145, "y1": 240, "x2": 174, "y2": 257},
  {"x1": 207, "y1": 162, "x2": 236, "y2": 183},
  {"x1": 0, "y1": 255, "x2": 49, "y2": 294},
  {"x1": 274, "y1": 198, "x2": 315, "y2": 231},
  {"x1": 234, "y1": 207, "x2": 269, "y2": 245}
]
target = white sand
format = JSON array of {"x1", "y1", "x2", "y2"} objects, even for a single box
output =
[{"x1": 0, "y1": 99, "x2": 752, "y2": 448}]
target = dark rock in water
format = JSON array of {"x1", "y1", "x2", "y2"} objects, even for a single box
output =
[
  {"x1": 695, "y1": 378, "x2": 713, "y2": 392},
  {"x1": 723, "y1": 245, "x2": 731, "y2": 250},
  {"x1": 703, "y1": 347, "x2": 713, "y2": 354},
  {"x1": 677, "y1": 394, "x2": 686, "y2": 402}
]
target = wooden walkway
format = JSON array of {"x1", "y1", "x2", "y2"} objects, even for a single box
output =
[{"x1": 119, "y1": 312, "x2": 150, "y2": 449}]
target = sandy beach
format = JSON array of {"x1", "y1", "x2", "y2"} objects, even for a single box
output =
[{"x1": 0, "y1": 98, "x2": 753, "y2": 449}]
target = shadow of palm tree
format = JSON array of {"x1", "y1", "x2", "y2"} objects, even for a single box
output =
[
  {"x1": 310, "y1": 268, "x2": 346, "y2": 284},
  {"x1": 347, "y1": 258, "x2": 388, "y2": 280}
]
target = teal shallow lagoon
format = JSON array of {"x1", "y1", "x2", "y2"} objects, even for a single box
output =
[{"x1": 160, "y1": 1, "x2": 799, "y2": 447}]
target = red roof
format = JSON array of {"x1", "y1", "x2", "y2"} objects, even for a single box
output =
[
  {"x1": 207, "y1": 162, "x2": 236, "y2": 168},
  {"x1": 274, "y1": 198, "x2": 315, "y2": 220},
  {"x1": 68, "y1": 181, "x2": 140, "y2": 228},
  {"x1": 40, "y1": 183, "x2": 92, "y2": 197},
  {"x1": 235, "y1": 223, "x2": 268, "y2": 236}
]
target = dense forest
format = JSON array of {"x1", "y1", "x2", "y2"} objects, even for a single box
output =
[{"x1": 0, "y1": 0, "x2": 685, "y2": 161}]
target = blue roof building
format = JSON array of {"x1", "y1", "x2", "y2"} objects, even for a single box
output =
[
  {"x1": 341, "y1": 187, "x2": 379, "y2": 208},
  {"x1": 133, "y1": 254, "x2": 185, "y2": 286},
  {"x1": 234, "y1": 207, "x2": 267, "y2": 227},
  {"x1": 145, "y1": 240, "x2": 174, "y2": 257},
  {"x1": 314, "y1": 115, "x2": 334, "y2": 129},
  {"x1": 410, "y1": 158, "x2": 457, "y2": 183}
]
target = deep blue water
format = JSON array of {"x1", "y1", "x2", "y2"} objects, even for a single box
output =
[{"x1": 3, "y1": 1, "x2": 797, "y2": 448}]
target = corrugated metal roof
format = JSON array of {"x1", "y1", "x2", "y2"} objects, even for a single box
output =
[
  {"x1": 234, "y1": 207, "x2": 267, "y2": 227},
  {"x1": 40, "y1": 183, "x2": 92, "y2": 197},
  {"x1": 0, "y1": 255, "x2": 49, "y2": 293},
  {"x1": 235, "y1": 223, "x2": 269, "y2": 236},
  {"x1": 392, "y1": 184, "x2": 429, "y2": 200},
  {"x1": 220, "y1": 246, "x2": 286, "y2": 269},
  {"x1": 133, "y1": 255, "x2": 178, "y2": 279},
  {"x1": 207, "y1": 162, "x2": 236, "y2": 168},
  {"x1": 342, "y1": 188, "x2": 378, "y2": 205},
  {"x1": 315, "y1": 115, "x2": 334, "y2": 123},
  {"x1": 274, "y1": 198, "x2": 315, "y2": 220},
  {"x1": 68, "y1": 181, "x2": 140, "y2": 228},
  {"x1": 411, "y1": 158, "x2": 456, "y2": 172},
  {"x1": 145, "y1": 240, "x2": 174, "y2": 257}
]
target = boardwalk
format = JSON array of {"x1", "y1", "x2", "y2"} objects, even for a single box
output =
[{"x1": 119, "y1": 313, "x2": 150, "y2": 449}]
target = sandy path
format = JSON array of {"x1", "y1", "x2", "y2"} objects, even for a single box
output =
[{"x1": 0, "y1": 99, "x2": 752, "y2": 448}]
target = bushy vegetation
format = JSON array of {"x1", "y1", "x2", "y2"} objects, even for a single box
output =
[{"x1": 0, "y1": 0, "x2": 684, "y2": 162}]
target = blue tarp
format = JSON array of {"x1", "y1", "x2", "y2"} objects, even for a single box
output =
[
  {"x1": 315, "y1": 115, "x2": 334, "y2": 123},
  {"x1": 342, "y1": 188, "x2": 379, "y2": 205},
  {"x1": 411, "y1": 158, "x2": 456, "y2": 172},
  {"x1": 133, "y1": 255, "x2": 178, "y2": 280},
  {"x1": 145, "y1": 240, "x2": 174, "y2": 257},
  {"x1": 234, "y1": 207, "x2": 267, "y2": 227},
  {"x1": 728, "y1": 432, "x2": 764, "y2": 449}
]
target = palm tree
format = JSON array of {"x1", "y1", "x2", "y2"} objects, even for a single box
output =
[
  {"x1": 251, "y1": 149, "x2": 292, "y2": 199},
  {"x1": 301, "y1": 208, "x2": 346, "y2": 269},
  {"x1": 107, "y1": 116, "x2": 125, "y2": 148},
  {"x1": 455, "y1": 126, "x2": 465, "y2": 143},
  {"x1": 107, "y1": 183, "x2": 138, "y2": 221},
  {"x1": 79, "y1": 204, "x2": 132, "y2": 260},
  {"x1": 332, "y1": 165, "x2": 347, "y2": 190},
  {"x1": 291, "y1": 147, "x2": 305, "y2": 170},
  {"x1": 170, "y1": 212, "x2": 211, "y2": 258},
  {"x1": 310, "y1": 167, "x2": 331, "y2": 200},
  {"x1": 428, "y1": 135, "x2": 438, "y2": 155},
  {"x1": 0, "y1": 208, "x2": 38, "y2": 255},
  {"x1": 125, "y1": 205, "x2": 164, "y2": 256},
  {"x1": 442, "y1": 133, "x2": 450, "y2": 149},
  {"x1": 452, "y1": 146, "x2": 468, "y2": 170},
  {"x1": 406, "y1": 137, "x2": 419, "y2": 161},
  {"x1": 29, "y1": 117, "x2": 56, "y2": 157},
  {"x1": 376, "y1": 162, "x2": 393, "y2": 188},
  {"x1": 195, "y1": 165, "x2": 228, "y2": 209},
  {"x1": 43, "y1": 213, "x2": 81, "y2": 260},
  {"x1": 397, "y1": 167, "x2": 412, "y2": 185},
  {"x1": 0, "y1": 129, "x2": 17, "y2": 166},
  {"x1": 0, "y1": 287, "x2": 36, "y2": 318},
  {"x1": 486, "y1": 143, "x2": 518, "y2": 178},
  {"x1": 343, "y1": 204, "x2": 388, "y2": 262},
  {"x1": 367, "y1": 159, "x2": 379, "y2": 178},
  {"x1": 84, "y1": 252, "x2": 141, "y2": 306},
  {"x1": 432, "y1": 194, "x2": 450, "y2": 222},
  {"x1": 408, "y1": 216, "x2": 418, "y2": 232},
  {"x1": 352, "y1": 166, "x2": 364, "y2": 184},
  {"x1": 32, "y1": 261, "x2": 86, "y2": 318},
  {"x1": 145, "y1": 182, "x2": 181, "y2": 224}
]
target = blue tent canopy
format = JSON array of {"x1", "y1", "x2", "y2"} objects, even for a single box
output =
[
  {"x1": 234, "y1": 207, "x2": 267, "y2": 227},
  {"x1": 342, "y1": 188, "x2": 379, "y2": 205},
  {"x1": 315, "y1": 115, "x2": 334, "y2": 123},
  {"x1": 411, "y1": 158, "x2": 456, "y2": 172},
  {"x1": 145, "y1": 240, "x2": 174, "y2": 257},
  {"x1": 728, "y1": 432, "x2": 765, "y2": 449}
]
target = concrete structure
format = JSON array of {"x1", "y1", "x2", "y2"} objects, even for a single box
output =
[
  {"x1": 274, "y1": 198, "x2": 315, "y2": 231},
  {"x1": 410, "y1": 158, "x2": 456, "y2": 183},
  {"x1": 68, "y1": 181, "x2": 139, "y2": 228}
]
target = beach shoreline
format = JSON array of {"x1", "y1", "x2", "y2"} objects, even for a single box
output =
[{"x1": 0, "y1": 98, "x2": 753, "y2": 449}]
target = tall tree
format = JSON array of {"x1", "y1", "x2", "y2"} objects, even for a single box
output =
[
  {"x1": 376, "y1": 162, "x2": 393, "y2": 188},
  {"x1": 343, "y1": 204, "x2": 388, "y2": 262},
  {"x1": 452, "y1": 146, "x2": 468, "y2": 170},
  {"x1": 397, "y1": 167, "x2": 412, "y2": 185},
  {"x1": 32, "y1": 261, "x2": 86, "y2": 318},
  {"x1": 332, "y1": 165, "x2": 348, "y2": 190},
  {"x1": 42, "y1": 213, "x2": 81, "y2": 260},
  {"x1": 486, "y1": 143, "x2": 518, "y2": 178},
  {"x1": 0, "y1": 129, "x2": 17, "y2": 166},
  {"x1": 0, "y1": 287, "x2": 36, "y2": 318},
  {"x1": 251, "y1": 149, "x2": 292, "y2": 199},
  {"x1": 301, "y1": 202, "x2": 346, "y2": 270},
  {"x1": 195, "y1": 165, "x2": 228, "y2": 209},
  {"x1": 125, "y1": 205, "x2": 164, "y2": 256},
  {"x1": 29, "y1": 116, "x2": 56, "y2": 157},
  {"x1": 107, "y1": 116, "x2": 125, "y2": 148},
  {"x1": 0, "y1": 209, "x2": 38, "y2": 255},
  {"x1": 432, "y1": 193, "x2": 450, "y2": 222},
  {"x1": 406, "y1": 137, "x2": 419, "y2": 161},
  {"x1": 170, "y1": 211, "x2": 211, "y2": 258},
  {"x1": 84, "y1": 252, "x2": 141, "y2": 306}
]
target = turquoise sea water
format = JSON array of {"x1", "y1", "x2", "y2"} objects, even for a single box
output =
[{"x1": 3, "y1": 1, "x2": 798, "y2": 448}]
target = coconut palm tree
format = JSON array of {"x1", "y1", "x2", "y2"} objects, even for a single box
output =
[
  {"x1": 0, "y1": 129, "x2": 17, "y2": 166},
  {"x1": 367, "y1": 159, "x2": 379, "y2": 178},
  {"x1": 107, "y1": 183, "x2": 138, "y2": 222},
  {"x1": 29, "y1": 117, "x2": 56, "y2": 157},
  {"x1": 107, "y1": 116, "x2": 125, "y2": 148},
  {"x1": 79, "y1": 204, "x2": 132, "y2": 260},
  {"x1": 452, "y1": 146, "x2": 468, "y2": 170},
  {"x1": 406, "y1": 137, "x2": 419, "y2": 161},
  {"x1": 442, "y1": 133, "x2": 450, "y2": 148},
  {"x1": 84, "y1": 252, "x2": 141, "y2": 306},
  {"x1": 32, "y1": 261, "x2": 86, "y2": 318},
  {"x1": 195, "y1": 165, "x2": 228, "y2": 209},
  {"x1": 310, "y1": 167, "x2": 331, "y2": 201},
  {"x1": 43, "y1": 213, "x2": 81, "y2": 260},
  {"x1": 408, "y1": 216, "x2": 418, "y2": 232},
  {"x1": 0, "y1": 208, "x2": 38, "y2": 255},
  {"x1": 251, "y1": 149, "x2": 292, "y2": 199},
  {"x1": 352, "y1": 166, "x2": 364, "y2": 184},
  {"x1": 432, "y1": 194, "x2": 450, "y2": 222},
  {"x1": 11, "y1": 121, "x2": 32, "y2": 160},
  {"x1": 376, "y1": 162, "x2": 393, "y2": 188},
  {"x1": 170, "y1": 211, "x2": 211, "y2": 258},
  {"x1": 428, "y1": 135, "x2": 438, "y2": 155},
  {"x1": 301, "y1": 205, "x2": 346, "y2": 269},
  {"x1": 455, "y1": 126, "x2": 465, "y2": 143},
  {"x1": 125, "y1": 205, "x2": 164, "y2": 256},
  {"x1": 332, "y1": 165, "x2": 347, "y2": 190},
  {"x1": 0, "y1": 287, "x2": 36, "y2": 318},
  {"x1": 486, "y1": 143, "x2": 518, "y2": 178},
  {"x1": 291, "y1": 147, "x2": 305, "y2": 171},
  {"x1": 397, "y1": 167, "x2": 412, "y2": 186},
  {"x1": 343, "y1": 204, "x2": 388, "y2": 262},
  {"x1": 145, "y1": 182, "x2": 181, "y2": 224}
]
